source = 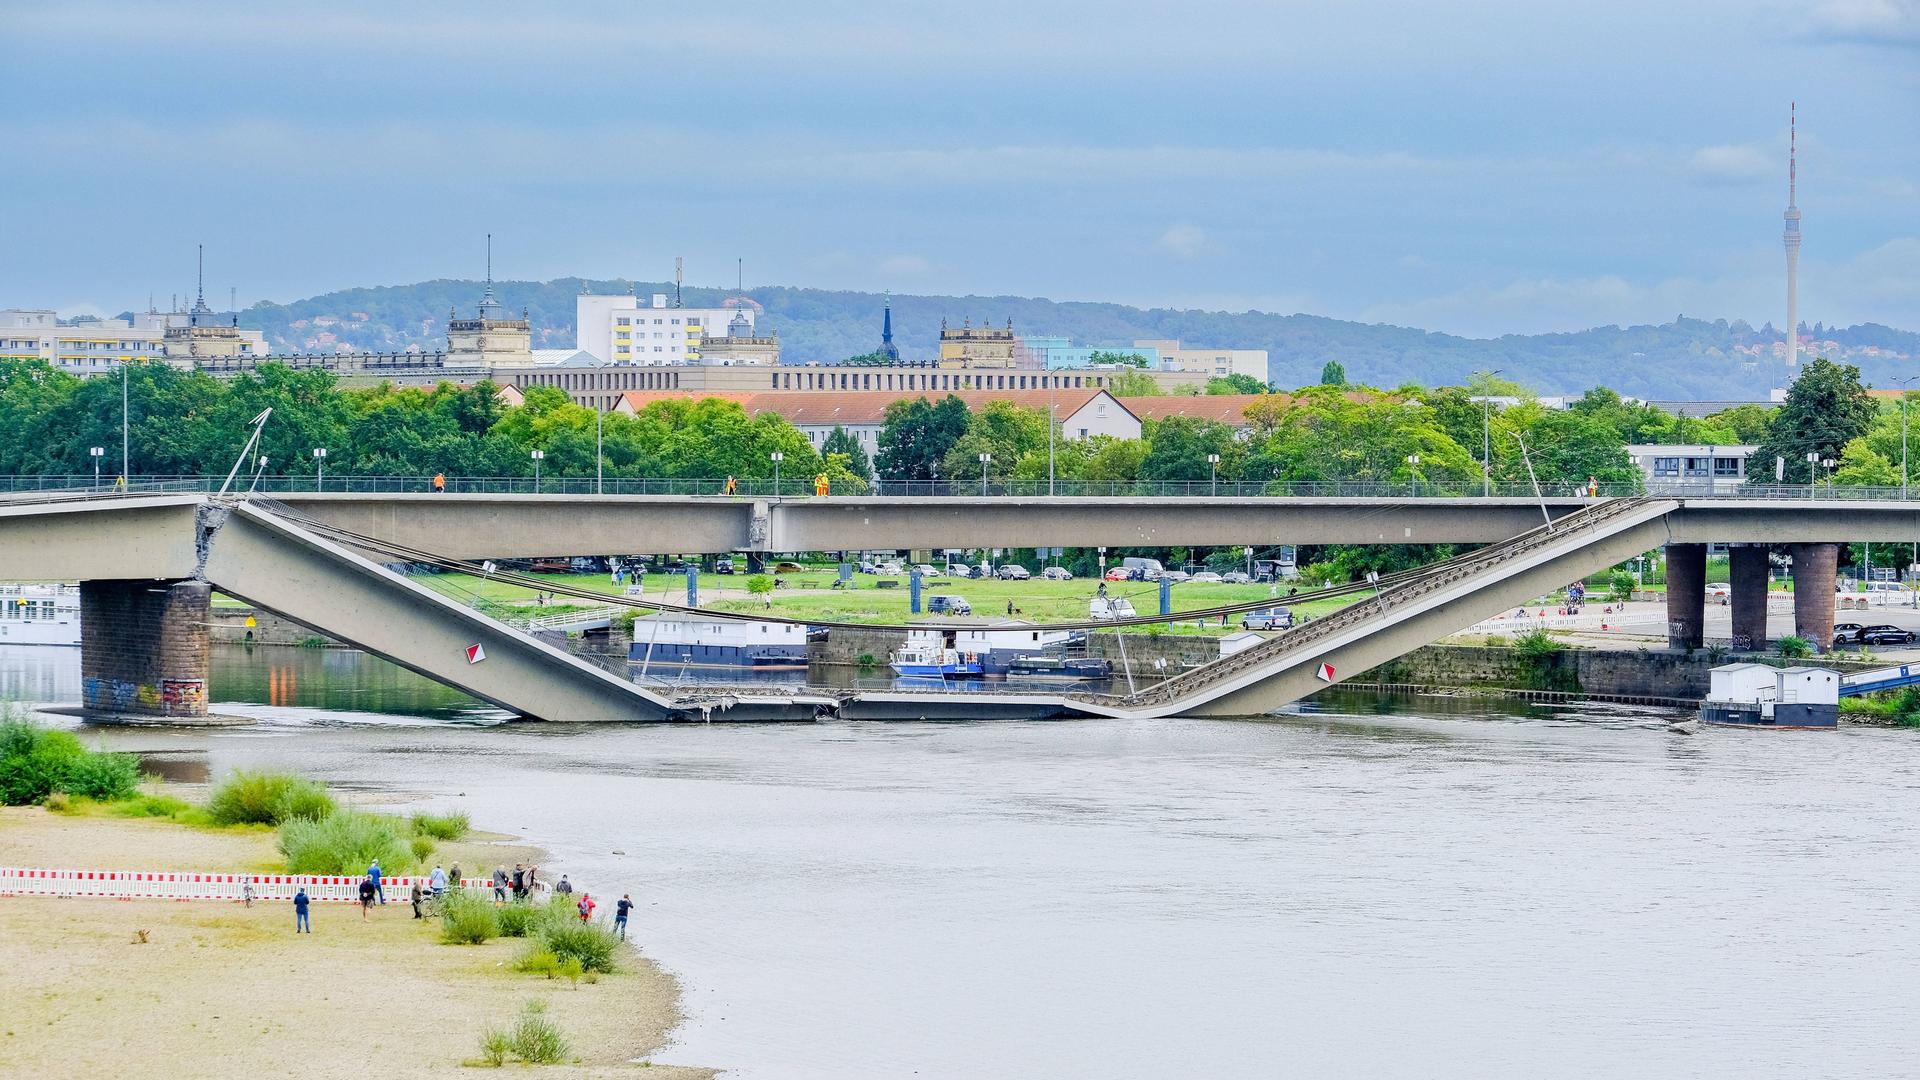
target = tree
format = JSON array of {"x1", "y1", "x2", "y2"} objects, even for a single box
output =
[
  {"x1": 1140, "y1": 416, "x2": 1241, "y2": 483},
  {"x1": 1087, "y1": 350, "x2": 1149, "y2": 368},
  {"x1": 1703, "y1": 403, "x2": 1777, "y2": 443},
  {"x1": 875, "y1": 395, "x2": 969, "y2": 481},
  {"x1": 821, "y1": 426, "x2": 872, "y2": 481},
  {"x1": 1206, "y1": 374, "x2": 1266, "y2": 395},
  {"x1": 940, "y1": 401, "x2": 1049, "y2": 485},
  {"x1": 1242, "y1": 386, "x2": 1478, "y2": 485},
  {"x1": 1104, "y1": 369, "x2": 1162, "y2": 397},
  {"x1": 1319, "y1": 361, "x2": 1346, "y2": 387},
  {"x1": 1747, "y1": 357, "x2": 1877, "y2": 483}
]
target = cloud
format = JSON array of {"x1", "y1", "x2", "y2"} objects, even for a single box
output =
[
  {"x1": 1796, "y1": 0, "x2": 1920, "y2": 44},
  {"x1": 1688, "y1": 144, "x2": 1774, "y2": 185},
  {"x1": 1156, "y1": 225, "x2": 1214, "y2": 260}
]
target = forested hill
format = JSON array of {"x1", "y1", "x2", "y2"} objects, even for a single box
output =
[{"x1": 208, "y1": 277, "x2": 1918, "y2": 398}]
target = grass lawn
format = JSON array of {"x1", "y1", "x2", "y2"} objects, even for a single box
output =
[{"x1": 417, "y1": 568, "x2": 1352, "y2": 635}]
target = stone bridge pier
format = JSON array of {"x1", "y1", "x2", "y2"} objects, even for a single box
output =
[
  {"x1": 79, "y1": 579, "x2": 211, "y2": 719},
  {"x1": 1790, "y1": 542, "x2": 1839, "y2": 654},
  {"x1": 1728, "y1": 544, "x2": 1772, "y2": 651}
]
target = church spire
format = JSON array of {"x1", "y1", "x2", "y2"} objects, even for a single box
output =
[{"x1": 879, "y1": 292, "x2": 900, "y2": 362}]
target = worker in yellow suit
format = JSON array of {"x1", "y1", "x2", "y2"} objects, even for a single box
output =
[{"x1": 814, "y1": 473, "x2": 830, "y2": 497}]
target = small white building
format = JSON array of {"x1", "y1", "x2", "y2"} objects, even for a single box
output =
[
  {"x1": 1219, "y1": 631, "x2": 1265, "y2": 658},
  {"x1": 1626, "y1": 444, "x2": 1757, "y2": 494}
]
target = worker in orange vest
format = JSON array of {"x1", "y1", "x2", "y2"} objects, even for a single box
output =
[
  {"x1": 814, "y1": 473, "x2": 830, "y2": 497},
  {"x1": 432, "y1": 473, "x2": 446, "y2": 494},
  {"x1": 724, "y1": 475, "x2": 738, "y2": 496}
]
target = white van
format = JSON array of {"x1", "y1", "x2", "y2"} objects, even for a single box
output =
[{"x1": 1090, "y1": 597, "x2": 1138, "y2": 620}]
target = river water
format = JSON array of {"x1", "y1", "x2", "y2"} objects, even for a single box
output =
[{"x1": 8, "y1": 644, "x2": 1919, "y2": 1079}]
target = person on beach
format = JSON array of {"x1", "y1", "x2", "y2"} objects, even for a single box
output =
[
  {"x1": 512, "y1": 864, "x2": 526, "y2": 900},
  {"x1": 410, "y1": 878, "x2": 425, "y2": 919},
  {"x1": 368, "y1": 860, "x2": 384, "y2": 904},
  {"x1": 430, "y1": 864, "x2": 447, "y2": 899},
  {"x1": 526, "y1": 866, "x2": 540, "y2": 894},
  {"x1": 615, "y1": 894, "x2": 632, "y2": 940},
  {"x1": 358, "y1": 876, "x2": 376, "y2": 920},
  {"x1": 492, "y1": 866, "x2": 509, "y2": 904},
  {"x1": 577, "y1": 893, "x2": 595, "y2": 922},
  {"x1": 449, "y1": 862, "x2": 462, "y2": 888},
  {"x1": 294, "y1": 888, "x2": 311, "y2": 933},
  {"x1": 555, "y1": 875, "x2": 573, "y2": 896}
]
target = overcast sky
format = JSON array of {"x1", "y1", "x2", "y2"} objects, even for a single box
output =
[{"x1": 4, "y1": 0, "x2": 1916, "y2": 336}]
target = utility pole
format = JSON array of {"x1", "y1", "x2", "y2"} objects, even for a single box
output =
[
  {"x1": 1479, "y1": 368, "x2": 1503, "y2": 497},
  {"x1": 596, "y1": 407, "x2": 604, "y2": 494},
  {"x1": 1898, "y1": 376, "x2": 1919, "y2": 499},
  {"x1": 121, "y1": 361, "x2": 130, "y2": 482}
]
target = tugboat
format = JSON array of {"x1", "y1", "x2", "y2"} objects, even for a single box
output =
[{"x1": 889, "y1": 642, "x2": 982, "y2": 679}]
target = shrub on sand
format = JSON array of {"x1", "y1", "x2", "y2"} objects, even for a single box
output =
[
  {"x1": 440, "y1": 888, "x2": 500, "y2": 945},
  {"x1": 208, "y1": 769, "x2": 336, "y2": 826},
  {"x1": 497, "y1": 902, "x2": 538, "y2": 938},
  {"x1": 409, "y1": 811, "x2": 470, "y2": 841},
  {"x1": 508, "y1": 1000, "x2": 569, "y2": 1064},
  {"x1": 410, "y1": 834, "x2": 435, "y2": 863},
  {"x1": 538, "y1": 919, "x2": 620, "y2": 974},
  {"x1": 514, "y1": 945, "x2": 561, "y2": 978},
  {"x1": 277, "y1": 810, "x2": 411, "y2": 875}
]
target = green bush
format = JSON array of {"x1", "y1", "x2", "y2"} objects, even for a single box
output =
[
  {"x1": 439, "y1": 888, "x2": 500, "y2": 944},
  {"x1": 43, "y1": 791, "x2": 75, "y2": 814},
  {"x1": 410, "y1": 834, "x2": 436, "y2": 862},
  {"x1": 514, "y1": 945, "x2": 562, "y2": 978},
  {"x1": 111, "y1": 793, "x2": 193, "y2": 818},
  {"x1": 1776, "y1": 635, "x2": 1813, "y2": 660},
  {"x1": 1514, "y1": 629, "x2": 1563, "y2": 659},
  {"x1": 538, "y1": 918, "x2": 620, "y2": 974},
  {"x1": 277, "y1": 810, "x2": 412, "y2": 875},
  {"x1": 497, "y1": 902, "x2": 538, "y2": 938},
  {"x1": 477, "y1": 1026, "x2": 512, "y2": 1067},
  {"x1": 208, "y1": 769, "x2": 336, "y2": 826},
  {"x1": 410, "y1": 811, "x2": 470, "y2": 841},
  {"x1": 508, "y1": 1000, "x2": 569, "y2": 1065},
  {"x1": 0, "y1": 714, "x2": 140, "y2": 806}
]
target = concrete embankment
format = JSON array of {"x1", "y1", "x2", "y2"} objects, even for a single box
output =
[{"x1": 1344, "y1": 643, "x2": 1883, "y2": 704}]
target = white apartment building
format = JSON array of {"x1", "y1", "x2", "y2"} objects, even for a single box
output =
[
  {"x1": 1626, "y1": 444, "x2": 1757, "y2": 495},
  {"x1": 1133, "y1": 338, "x2": 1268, "y2": 382},
  {"x1": 1, "y1": 307, "x2": 268, "y2": 375},
  {"x1": 576, "y1": 292, "x2": 756, "y2": 365}
]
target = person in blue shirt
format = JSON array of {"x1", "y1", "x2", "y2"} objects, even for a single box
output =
[
  {"x1": 614, "y1": 894, "x2": 632, "y2": 941},
  {"x1": 293, "y1": 888, "x2": 311, "y2": 933},
  {"x1": 368, "y1": 860, "x2": 384, "y2": 904},
  {"x1": 429, "y1": 865, "x2": 447, "y2": 899}
]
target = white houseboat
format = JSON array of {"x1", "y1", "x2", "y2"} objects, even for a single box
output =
[{"x1": 628, "y1": 617, "x2": 807, "y2": 670}]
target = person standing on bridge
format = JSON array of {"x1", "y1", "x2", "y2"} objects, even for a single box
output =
[
  {"x1": 725, "y1": 475, "x2": 738, "y2": 496},
  {"x1": 432, "y1": 472, "x2": 446, "y2": 494},
  {"x1": 814, "y1": 473, "x2": 830, "y2": 497}
]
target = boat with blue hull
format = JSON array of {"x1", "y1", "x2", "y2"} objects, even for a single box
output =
[{"x1": 889, "y1": 642, "x2": 982, "y2": 679}]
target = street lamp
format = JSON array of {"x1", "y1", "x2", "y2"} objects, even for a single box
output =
[
  {"x1": 1406, "y1": 453, "x2": 1421, "y2": 496},
  {"x1": 1897, "y1": 376, "x2": 1920, "y2": 499},
  {"x1": 770, "y1": 451, "x2": 784, "y2": 495},
  {"x1": 595, "y1": 408, "x2": 604, "y2": 495},
  {"x1": 979, "y1": 452, "x2": 992, "y2": 496},
  {"x1": 250, "y1": 455, "x2": 269, "y2": 495},
  {"x1": 1478, "y1": 368, "x2": 1504, "y2": 497},
  {"x1": 89, "y1": 446, "x2": 104, "y2": 489},
  {"x1": 312, "y1": 447, "x2": 327, "y2": 491},
  {"x1": 530, "y1": 449, "x2": 544, "y2": 493},
  {"x1": 1824, "y1": 457, "x2": 1836, "y2": 494},
  {"x1": 1208, "y1": 453, "x2": 1221, "y2": 495}
]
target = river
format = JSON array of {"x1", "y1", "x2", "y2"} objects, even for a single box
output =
[{"x1": 7, "y1": 643, "x2": 1919, "y2": 1078}]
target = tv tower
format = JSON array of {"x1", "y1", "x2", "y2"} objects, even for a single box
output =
[{"x1": 1783, "y1": 103, "x2": 1802, "y2": 368}]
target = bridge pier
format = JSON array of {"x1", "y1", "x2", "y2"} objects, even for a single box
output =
[
  {"x1": 79, "y1": 579, "x2": 211, "y2": 719},
  {"x1": 1791, "y1": 542, "x2": 1839, "y2": 654},
  {"x1": 1665, "y1": 543, "x2": 1706, "y2": 651},
  {"x1": 1729, "y1": 544, "x2": 1772, "y2": 651}
]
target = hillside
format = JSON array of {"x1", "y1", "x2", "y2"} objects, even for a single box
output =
[{"x1": 200, "y1": 278, "x2": 1919, "y2": 398}]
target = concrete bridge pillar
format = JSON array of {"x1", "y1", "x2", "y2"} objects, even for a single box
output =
[
  {"x1": 1729, "y1": 544, "x2": 1772, "y2": 652},
  {"x1": 1790, "y1": 542, "x2": 1839, "y2": 654},
  {"x1": 80, "y1": 579, "x2": 211, "y2": 718},
  {"x1": 1665, "y1": 543, "x2": 1707, "y2": 651}
]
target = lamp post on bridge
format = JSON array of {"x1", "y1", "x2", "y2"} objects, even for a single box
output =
[
  {"x1": 89, "y1": 446, "x2": 104, "y2": 489},
  {"x1": 770, "y1": 451, "x2": 784, "y2": 496},
  {"x1": 1898, "y1": 375, "x2": 1920, "y2": 500},
  {"x1": 530, "y1": 449, "x2": 544, "y2": 493},
  {"x1": 312, "y1": 447, "x2": 326, "y2": 491},
  {"x1": 1478, "y1": 368, "x2": 1503, "y2": 497},
  {"x1": 1406, "y1": 453, "x2": 1421, "y2": 497},
  {"x1": 979, "y1": 452, "x2": 991, "y2": 496},
  {"x1": 1208, "y1": 453, "x2": 1221, "y2": 496}
]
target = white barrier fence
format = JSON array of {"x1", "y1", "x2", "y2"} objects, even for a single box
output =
[{"x1": 0, "y1": 867, "x2": 498, "y2": 903}]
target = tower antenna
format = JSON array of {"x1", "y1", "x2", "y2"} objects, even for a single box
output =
[
  {"x1": 1782, "y1": 102, "x2": 1803, "y2": 371},
  {"x1": 196, "y1": 244, "x2": 205, "y2": 307},
  {"x1": 486, "y1": 233, "x2": 493, "y2": 290},
  {"x1": 738, "y1": 257, "x2": 742, "y2": 293},
  {"x1": 1790, "y1": 101, "x2": 1797, "y2": 204},
  {"x1": 675, "y1": 257, "x2": 683, "y2": 308}
]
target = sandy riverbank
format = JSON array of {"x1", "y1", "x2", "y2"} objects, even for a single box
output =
[{"x1": 0, "y1": 807, "x2": 714, "y2": 1079}]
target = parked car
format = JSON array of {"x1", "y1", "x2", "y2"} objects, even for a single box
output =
[
  {"x1": 1104, "y1": 567, "x2": 1134, "y2": 581},
  {"x1": 772, "y1": 561, "x2": 805, "y2": 574},
  {"x1": 1220, "y1": 571, "x2": 1252, "y2": 585},
  {"x1": 1832, "y1": 622, "x2": 1864, "y2": 645},
  {"x1": 715, "y1": 556, "x2": 735, "y2": 575},
  {"x1": 912, "y1": 564, "x2": 941, "y2": 578},
  {"x1": 1122, "y1": 557, "x2": 1165, "y2": 578},
  {"x1": 928, "y1": 594, "x2": 973, "y2": 616},
  {"x1": 1706, "y1": 582, "x2": 1731, "y2": 603},
  {"x1": 1857, "y1": 624, "x2": 1916, "y2": 646},
  {"x1": 1041, "y1": 566, "x2": 1073, "y2": 581},
  {"x1": 996, "y1": 565, "x2": 1031, "y2": 580},
  {"x1": 1190, "y1": 571, "x2": 1224, "y2": 583},
  {"x1": 1090, "y1": 596, "x2": 1138, "y2": 620},
  {"x1": 1241, "y1": 607, "x2": 1294, "y2": 631},
  {"x1": 1162, "y1": 570, "x2": 1190, "y2": 583}
]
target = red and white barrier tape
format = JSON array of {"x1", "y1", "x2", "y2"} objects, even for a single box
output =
[{"x1": 0, "y1": 867, "x2": 502, "y2": 903}]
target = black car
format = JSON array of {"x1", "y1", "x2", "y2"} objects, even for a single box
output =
[
  {"x1": 1832, "y1": 622, "x2": 1864, "y2": 646},
  {"x1": 1857, "y1": 625, "x2": 1916, "y2": 646}
]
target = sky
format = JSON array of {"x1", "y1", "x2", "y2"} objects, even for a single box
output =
[{"x1": 3, "y1": 0, "x2": 1917, "y2": 337}]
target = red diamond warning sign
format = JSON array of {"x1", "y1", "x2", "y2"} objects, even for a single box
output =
[
  {"x1": 1315, "y1": 662, "x2": 1335, "y2": 682},
  {"x1": 465, "y1": 643, "x2": 486, "y2": 664}
]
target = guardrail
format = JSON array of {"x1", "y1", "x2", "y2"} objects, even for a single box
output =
[
  {"x1": 5, "y1": 473, "x2": 1918, "y2": 501},
  {"x1": 0, "y1": 867, "x2": 494, "y2": 903}
]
